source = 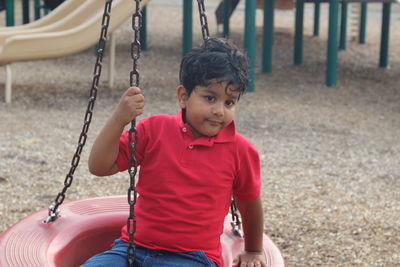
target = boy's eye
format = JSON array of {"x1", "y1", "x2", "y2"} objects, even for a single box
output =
[
  {"x1": 205, "y1": 96, "x2": 215, "y2": 102},
  {"x1": 225, "y1": 100, "x2": 235, "y2": 107}
]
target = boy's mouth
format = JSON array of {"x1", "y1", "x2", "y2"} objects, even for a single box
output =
[{"x1": 206, "y1": 119, "x2": 223, "y2": 126}]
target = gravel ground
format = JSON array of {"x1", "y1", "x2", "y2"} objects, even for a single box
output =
[{"x1": 1, "y1": 1, "x2": 400, "y2": 266}]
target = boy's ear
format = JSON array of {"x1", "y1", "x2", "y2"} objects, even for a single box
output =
[{"x1": 177, "y1": 85, "x2": 188, "y2": 109}]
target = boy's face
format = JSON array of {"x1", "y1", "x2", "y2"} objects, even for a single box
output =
[{"x1": 177, "y1": 80, "x2": 240, "y2": 138}]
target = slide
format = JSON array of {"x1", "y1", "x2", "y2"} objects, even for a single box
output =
[
  {"x1": 0, "y1": 0, "x2": 150, "y2": 64},
  {"x1": 0, "y1": 0, "x2": 85, "y2": 32},
  {"x1": 0, "y1": 0, "x2": 105, "y2": 44}
]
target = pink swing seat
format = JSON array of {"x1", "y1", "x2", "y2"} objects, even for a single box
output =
[{"x1": 0, "y1": 196, "x2": 285, "y2": 267}]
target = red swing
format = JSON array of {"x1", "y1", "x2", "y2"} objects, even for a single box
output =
[
  {"x1": 0, "y1": 196, "x2": 284, "y2": 267},
  {"x1": 0, "y1": 1, "x2": 285, "y2": 266}
]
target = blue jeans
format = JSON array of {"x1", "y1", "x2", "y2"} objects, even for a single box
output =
[{"x1": 83, "y1": 239, "x2": 218, "y2": 267}]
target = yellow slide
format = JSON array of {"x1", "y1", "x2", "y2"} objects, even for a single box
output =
[
  {"x1": 1, "y1": 0, "x2": 150, "y2": 103},
  {"x1": 0, "y1": 0, "x2": 85, "y2": 32},
  {"x1": 0, "y1": 0, "x2": 104, "y2": 44},
  {"x1": 0, "y1": 0, "x2": 149, "y2": 63}
]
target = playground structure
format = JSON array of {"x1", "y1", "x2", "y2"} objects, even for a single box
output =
[
  {"x1": 2, "y1": 0, "x2": 50, "y2": 26},
  {"x1": 0, "y1": 0, "x2": 104, "y2": 45},
  {"x1": 0, "y1": 0, "x2": 398, "y2": 97},
  {"x1": 0, "y1": 0, "x2": 150, "y2": 103},
  {"x1": 218, "y1": 0, "x2": 398, "y2": 87},
  {"x1": 0, "y1": 0, "x2": 82, "y2": 30},
  {"x1": 294, "y1": 0, "x2": 396, "y2": 86}
]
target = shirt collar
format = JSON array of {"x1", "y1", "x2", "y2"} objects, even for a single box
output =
[{"x1": 176, "y1": 111, "x2": 236, "y2": 146}]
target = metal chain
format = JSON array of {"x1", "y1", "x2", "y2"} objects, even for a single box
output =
[
  {"x1": 196, "y1": 0, "x2": 210, "y2": 41},
  {"x1": 230, "y1": 199, "x2": 243, "y2": 237},
  {"x1": 44, "y1": 0, "x2": 114, "y2": 224},
  {"x1": 127, "y1": 0, "x2": 142, "y2": 266}
]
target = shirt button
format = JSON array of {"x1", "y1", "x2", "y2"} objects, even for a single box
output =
[
  {"x1": 182, "y1": 127, "x2": 187, "y2": 132},
  {"x1": 188, "y1": 145, "x2": 193, "y2": 149}
]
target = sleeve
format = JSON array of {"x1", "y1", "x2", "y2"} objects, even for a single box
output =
[
  {"x1": 232, "y1": 137, "x2": 262, "y2": 202},
  {"x1": 116, "y1": 119, "x2": 147, "y2": 172}
]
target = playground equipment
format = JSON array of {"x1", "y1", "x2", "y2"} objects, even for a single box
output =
[
  {"x1": 294, "y1": 0, "x2": 396, "y2": 87},
  {"x1": 349, "y1": 2, "x2": 368, "y2": 43},
  {"x1": 216, "y1": 0, "x2": 294, "y2": 37},
  {"x1": 2, "y1": 0, "x2": 50, "y2": 26},
  {"x1": 0, "y1": 1, "x2": 284, "y2": 266},
  {"x1": 0, "y1": 196, "x2": 285, "y2": 267},
  {"x1": 0, "y1": 0, "x2": 147, "y2": 103},
  {"x1": 0, "y1": 0, "x2": 84, "y2": 31},
  {"x1": 0, "y1": 0, "x2": 104, "y2": 43},
  {"x1": 220, "y1": 0, "x2": 397, "y2": 87}
]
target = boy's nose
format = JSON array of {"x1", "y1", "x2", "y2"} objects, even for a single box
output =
[{"x1": 212, "y1": 103, "x2": 224, "y2": 116}]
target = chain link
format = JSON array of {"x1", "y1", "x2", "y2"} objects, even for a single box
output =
[
  {"x1": 127, "y1": 1, "x2": 142, "y2": 266},
  {"x1": 196, "y1": 0, "x2": 210, "y2": 41},
  {"x1": 230, "y1": 199, "x2": 243, "y2": 237},
  {"x1": 44, "y1": 0, "x2": 114, "y2": 224}
]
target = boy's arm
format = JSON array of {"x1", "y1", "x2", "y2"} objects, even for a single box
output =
[
  {"x1": 233, "y1": 196, "x2": 268, "y2": 267},
  {"x1": 88, "y1": 87, "x2": 144, "y2": 176}
]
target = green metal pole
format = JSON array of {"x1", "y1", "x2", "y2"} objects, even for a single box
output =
[
  {"x1": 5, "y1": 0, "x2": 15, "y2": 26},
  {"x1": 44, "y1": 5, "x2": 49, "y2": 15},
  {"x1": 326, "y1": 0, "x2": 339, "y2": 87},
  {"x1": 140, "y1": 6, "x2": 148, "y2": 51},
  {"x1": 262, "y1": 0, "x2": 274, "y2": 73},
  {"x1": 223, "y1": 0, "x2": 230, "y2": 37},
  {"x1": 294, "y1": 0, "x2": 304, "y2": 65},
  {"x1": 244, "y1": 0, "x2": 256, "y2": 92},
  {"x1": 379, "y1": 2, "x2": 391, "y2": 68},
  {"x1": 182, "y1": 0, "x2": 193, "y2": 56},
  {"x1": 359, "y1": 3, "x2": 367, "y2": 44},
  {"x1": 313, "y1": 2, "x2": 320, "y2": 37},
  {"x1": 22, "y1": 0, "x2": 30, "y2": 24},
  {"x1": 34, "y1": 0, "x2": 41, "y2": 20},
  {"x1": 339, "y1": 2, "x2": 348, "y2": 50}
]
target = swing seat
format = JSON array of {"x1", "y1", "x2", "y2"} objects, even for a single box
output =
[{"x1": 0, "y1": 196, "x2": 285, "y2": 267}]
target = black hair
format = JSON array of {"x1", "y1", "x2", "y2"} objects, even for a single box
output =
[{"x1": 179, "y1": 37, "x2": 249, "y2": 97}]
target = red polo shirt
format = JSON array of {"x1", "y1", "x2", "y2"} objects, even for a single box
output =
[{"x1": 117, "y1": 112, "x2": 261, "y2": 266}]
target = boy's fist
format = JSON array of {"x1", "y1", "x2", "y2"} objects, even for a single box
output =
[
  {"x1": 112, "y1": 87, "x2": 145, "y2": 127},
  {"x1": 233, "y1": 251, "x2": 268, "y2": 267}
]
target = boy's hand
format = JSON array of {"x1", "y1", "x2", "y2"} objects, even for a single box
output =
[
  {"x1": 111, "y1": 87, "x2": 144, "y2": 127},
  {"x1": 232, "y1": 251, "x2": 268, "y2": 267}
]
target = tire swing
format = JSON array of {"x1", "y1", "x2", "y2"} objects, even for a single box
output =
[{"x1": 0, "y1": 1, "x2": 285, "y2": 266}]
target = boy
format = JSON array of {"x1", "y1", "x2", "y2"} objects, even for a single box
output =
[{"x1": 84, "y1": 38, "x2": 267, "y2": 267}]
